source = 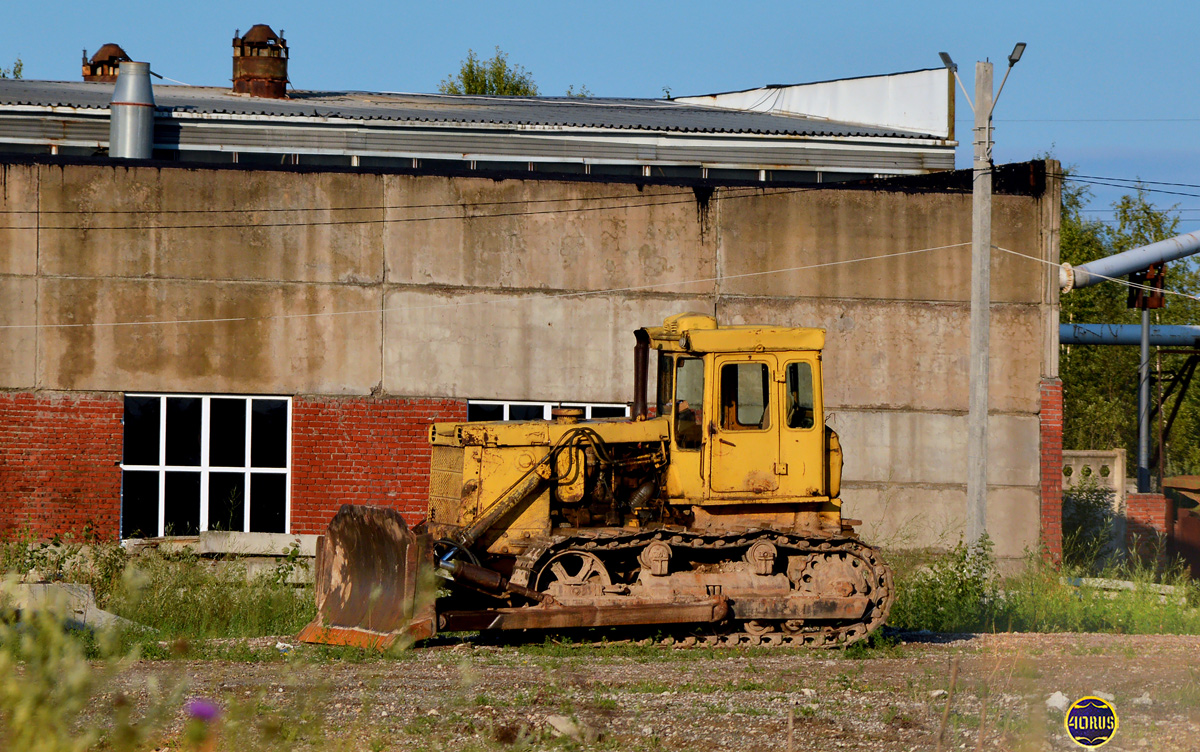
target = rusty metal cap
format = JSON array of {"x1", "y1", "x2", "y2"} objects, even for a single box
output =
[
  {"x1": 551, "y1": 407, "x2": 584, "y2": 424},
  {"x1": 240, "y1": 24, "x2": 282, "y2": 44},
  {"x1": 89, "y1": 43, "x2": 131, "y2": 65}
]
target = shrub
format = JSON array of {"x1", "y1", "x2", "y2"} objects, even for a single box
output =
[
  {"x1": 888, "y1": 536, "x2": 997, "y2": 632},
  {"x1": 1062, "y1": 479, "x2": 1118, "y2": 572}
]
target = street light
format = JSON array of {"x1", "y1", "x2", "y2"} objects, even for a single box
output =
[{"x1": 939, "y1": 44, "x2": 1026, "y2": 544}]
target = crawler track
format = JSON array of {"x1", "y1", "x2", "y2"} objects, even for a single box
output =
[{"x1": 507, "y1": 528, "x2": 894, "y2": 648}]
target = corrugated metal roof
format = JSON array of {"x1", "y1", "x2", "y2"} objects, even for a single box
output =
[{"x1": 0, "y1": 79, "x2": 942, "y2": 140}]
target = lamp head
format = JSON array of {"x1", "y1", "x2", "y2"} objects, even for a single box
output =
[
  {"x1": 938, "y1": 51, "x2": 956, "y2": 72},
  {"x1": 1008, "y1": 42, "x2": 1026, "y2": 67}
]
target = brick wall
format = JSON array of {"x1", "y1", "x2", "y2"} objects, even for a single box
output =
[
  {"x1": 0, "y1": 392, "x2": 123, "y2": 540},
  {"x1": 1127, "y1": 492, "x2": 1171, "y2": 559},
  {"x1": 290, "y1": 396, "x2": 467, "y2": 534},
  {"x1": 1039, "y1": 379, "x2": 1064, "y2": 561}
]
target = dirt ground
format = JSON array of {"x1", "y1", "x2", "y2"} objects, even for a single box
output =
[{"x1": 114, "y1": 631, "x2": 1200, "y2": 751}]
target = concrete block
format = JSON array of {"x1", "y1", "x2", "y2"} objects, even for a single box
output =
[
  {"x1": 36, "y1": 278, "x2": 383, "y2": 394},
  {"x1": 2, "y1": 582, "x2": 135, "y2": 631},
  {"x1": 383, "y1": 175, "x2": 716, "y2": 294},
  {"x1": 841, "y1": 484, "x2": 1040, "y2": 562},
  {"x1": 830, "y1": 410, "x2": 1040, "y2": 488},
  {"x1": 37, "y1": 164, "x2": 386, "y2": 284},
  {"x1": 196, "y1": 531, "x2": 318, "y2": 557},
  {"x1": 0, "y1": 163, "x2": 38, "y2": 276},
  {"x1": 383, "y1": 288, "x2": 713, "y2": 402},
  {"x1": 717, "y1": 189, "x2": 1045, "y2": 304},
  {"x1": 0, "y1": 277, "x2": 36, "y2": 388},
  {"x1": 720, "y1": 297, "x2": 1043, "y2": 413}
]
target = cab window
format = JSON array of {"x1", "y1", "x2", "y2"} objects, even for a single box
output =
[
  {"x1": 656, "y1": 351, "x2": 673, "y2": 418},
  {"x1": 719, "y1": 362, "x2": 770, "y2": 431},
  {"x1": 674, "y1": 357, "x2": 704, "y2": 450},
  {"x1": 785, "y1": 361, "x2": 815, "y2": 429}
]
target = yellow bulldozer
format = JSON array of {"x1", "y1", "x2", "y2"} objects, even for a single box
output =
[{"x1": 297, "y1": 313, "x2": 894, "y2": 649}]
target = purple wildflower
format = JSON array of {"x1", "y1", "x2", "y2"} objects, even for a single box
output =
[{"x1": 186, "y1": 698, "x2": 221, "y2": 723}]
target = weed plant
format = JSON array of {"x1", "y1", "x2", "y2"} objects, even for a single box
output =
[
  {"x1": 888, "y1": 533, "x2": 1200, "y2": 635},
  {"x1": 1061, "y1": 479, "x2": 1119, "y2": 570},
  {"x1": 1, "y1": 534, "x2": 313, "y2": 643},
  {"x1": 108, "y1": 548, "x2": 314, "y2": 640},
  {"x1": 889, "y1": 537, "x2": 998, "y2": 632},
  {"x1": 0, "y1": 582, "x2": 182, "y2": 752}
]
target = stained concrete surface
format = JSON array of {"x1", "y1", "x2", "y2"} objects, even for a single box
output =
[{"x1": 0, "y1": 160, "x2": 1061, "y2": 558}]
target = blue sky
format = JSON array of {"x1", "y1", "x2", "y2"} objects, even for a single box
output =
[{"x1": 5, "y1": 0, "x2": 1199, "y2": 231}]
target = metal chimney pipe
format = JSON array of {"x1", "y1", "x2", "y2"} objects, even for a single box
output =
[
  {"x1": 1060, "y1": 229, "x2": 1200, "y2": 291},
  {"x1": 109, "y1": 61, "x2": 155, "y2": 159}
]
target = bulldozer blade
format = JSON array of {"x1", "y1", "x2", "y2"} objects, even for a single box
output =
[
  {"x1": 437, "y1": 594, "x2": 729, "y2": 632},
  {"x1": 296, "y1": 504, "x2": 436, "y2": 650}
]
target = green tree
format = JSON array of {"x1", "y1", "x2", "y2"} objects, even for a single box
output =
[
  {"x1": 0, "y1": 57, "x2": 23, "y2": 79},
  {"x1": 439, "y1": 47, "x2": 537, "y2": 96},
  {"x1": 565, "y1": 84, "x2": 591, "y2": 98},
  {"x1": 1060, "y1": 177, "x2": 1200, "y2": 475}
]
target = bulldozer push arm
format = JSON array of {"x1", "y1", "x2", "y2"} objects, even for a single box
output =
[{"x1": 299, "y1": 313, "x2": 894, "y2": 649}]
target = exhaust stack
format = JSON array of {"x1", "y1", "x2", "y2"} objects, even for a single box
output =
[
  {"x1": 232, "y1": 24, "x2": 289, "y2": 98},
  {"x1": 109, "y1": 61, "x2": 154, "y2": 159},
  {"x1": 83, "y1": 43, "x2": 131, "y2": 83}
]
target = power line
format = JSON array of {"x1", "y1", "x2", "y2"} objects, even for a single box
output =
[
  {"x1": 1064, "y1": 174, "x2": 1200, "y2": 191},
  {"x1": 1058, "y1": 176, "x2": 1200, "y2": 202},
  {"x1": 0, "y1": 184, "x2": 770, "y2": 216},
  {"x1": 963, "y1": 118, "x2": 1200, "y2": 123},
  {"x1": 0, "y1": 242, "x2": 969, "y2": 331}
]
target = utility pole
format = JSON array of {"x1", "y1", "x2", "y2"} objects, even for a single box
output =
[
  {"x1": 966, "y1": 60, "x2": 993, "y2": 544},
  {"x1": 940, "y1": 44, "x2": 1025, "y2": 543}
]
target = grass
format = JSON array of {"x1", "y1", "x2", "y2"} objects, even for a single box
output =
[
  {"x1": 4, "y1": 522, "x2": 1200, "y2": 750},
  {"x1": 109, "y1": 548, "x2": 314, "y2": 640},
  {"x1": 887, "y1": 534, "x2": 1200, "y2": 636}
]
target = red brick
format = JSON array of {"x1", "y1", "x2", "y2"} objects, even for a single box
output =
[
  {"x1": 0, "y1": 392, "x2": 122, "y2": 541},
  {"x1": 290, "y1": 395, "x2": 467, "y2": 533},
  {"x1": 1039, "y1": 379, "x2": 1064, "y2": 562}
]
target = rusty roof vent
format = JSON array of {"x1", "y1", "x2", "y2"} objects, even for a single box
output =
[
  {"x1": 232, "y1": 24, "x2": 289, "y2": 98},
  {"x1": 82, "y1": 43, "x2": 132, "y2": 83}
]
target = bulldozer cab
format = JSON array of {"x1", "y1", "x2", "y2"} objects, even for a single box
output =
[{"x1": 643, "y1": 313, "x2": 834, "y2": 504}]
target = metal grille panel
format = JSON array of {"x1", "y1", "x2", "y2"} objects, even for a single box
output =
[{"x1": 428, "y1": 446, "x2": 464, "y2": 526}]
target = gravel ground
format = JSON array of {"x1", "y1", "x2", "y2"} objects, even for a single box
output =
[{"x1": 110, "y1": 631, "x2": 1200, "y2": 751}]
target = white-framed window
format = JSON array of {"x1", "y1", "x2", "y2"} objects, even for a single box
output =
[
  {"x1": 120, "y1": 394, "x2": 291, "y2": 538},
  {"x1": 466, "y1": 400, "x2": 630, "y2": 422}
]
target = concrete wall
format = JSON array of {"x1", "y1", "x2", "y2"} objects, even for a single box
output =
[{"x1": 0, "y1": 161, "x2": 1061, "y2": 560}]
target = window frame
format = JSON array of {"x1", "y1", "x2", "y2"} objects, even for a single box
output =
[
  {"x1": 717, "y1": 360, "x2": 772, "y2": 432},
  {"x1": 120, "y1": 393, "x2": 292, "y2": 537},
  {"x1": 466, "y1": 400, "x2": 630, "y2": 421},
  {"x1": 673, "y1": 356, "x2": 706, "y2": 451},
  {"x1": 783, "y1": 360, "x2": 818, "y2": 432}
]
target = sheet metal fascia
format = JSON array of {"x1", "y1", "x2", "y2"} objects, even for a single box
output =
[
  {"x1": 155, "y1": 108, "x2": 935, "y2": 139},
  {"x1": 165, "y1": 131, "x2": 952, "y2": 172},
  {"x1": 0, "y1": 105, "x2": 953, "y2": 148},
  {"x1": 0, "y1": 111, "x2": 953, "y2": 172},
  {"x1": 0, "y1": 113, "x2": 108, "y2": 147},
  {"x1": 161, "y1": 118, "x2": 952, "y2": 162}
]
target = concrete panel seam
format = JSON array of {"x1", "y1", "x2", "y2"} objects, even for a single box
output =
[
  {"x1": 718, "y1": 293, "x2": 1044, "y2": 310},
  {"x1": 841, "y1": 481, "x2": 1039, "y2": 491},
  {"x1": 828, "y1": 406, "x2": 1040, "y2": 417}
]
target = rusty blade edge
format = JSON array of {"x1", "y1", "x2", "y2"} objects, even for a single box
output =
[{"x1": 296, "y1": 618, "x2": 436, "y2": 650}]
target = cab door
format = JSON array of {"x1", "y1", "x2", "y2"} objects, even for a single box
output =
[
  {"x1": 776, "y1": 355, "x2": 826, "y2": 498},
  {"x1": 707, "y1": 354, "x2": 781, "y2": 495}
]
